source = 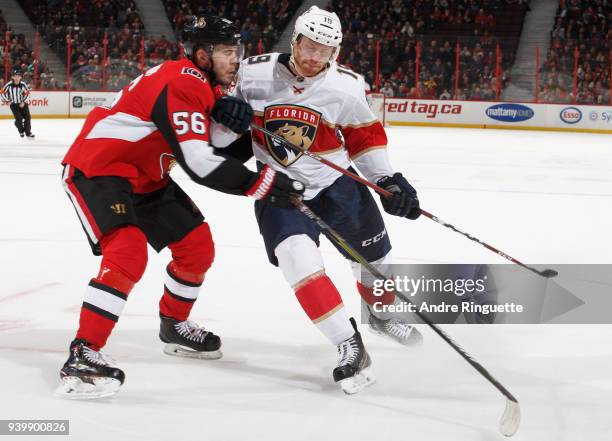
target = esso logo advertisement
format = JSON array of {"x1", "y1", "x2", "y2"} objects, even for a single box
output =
[
  {"x1": 560, "y1": 107, "x2": 582, "y2": 124},
  {"x1": 485, "y1": 103, "x2": 534, "y2": 122}
]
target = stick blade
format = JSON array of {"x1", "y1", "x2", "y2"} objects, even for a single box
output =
[
  {"x1": 500, "y1": 398, "x2": 521, "y2": 437},
  {"x1": 540, "y1": 269, "x2": 558, "y2": 278}
]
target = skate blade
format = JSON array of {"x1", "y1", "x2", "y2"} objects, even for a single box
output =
[
  {"x1": 369, "y1": 326, "x2": 424, "y2": 347},
  {"x1": 339, "y1": 367, "x2": 376, "y2": 395},
  {"x1": 163, "y1": 343, "x2": 223, "y2": 360},
  {"x1": 55, "y1": 376, "x2": 121, "y2": 400}
]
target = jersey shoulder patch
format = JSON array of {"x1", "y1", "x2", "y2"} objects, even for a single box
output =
[{"x1": 181, "y1": 67, "x2": 207, "y2": 83}]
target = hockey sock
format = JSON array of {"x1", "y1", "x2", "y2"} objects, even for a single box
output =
[
  {"x1": 77, "y1": 266, "x2": 133, "y2": 351},
  {"x1": 357, "y1": 281, "x2": 396, "y2": 321},
  {"x1": 351, "y1": 253, "x2": 396, "y2": 320},
  {"x1": 295, "y1": 273, "x2": 354, "y2": 345},
  {"x1": 75, "y1": 226, "x2": 147, "y2": 350},
  {"x1": 159, "y1": 263, "x2": 203, "y2": 321},
  {"x1": 159, "y1": 224, "x2": 214, "y2": 321}
]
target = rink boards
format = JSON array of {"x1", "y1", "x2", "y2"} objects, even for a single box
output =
[
  {"x1": 0, "y1": 91, "x2": 115, "y2": 118},
  {"x1": 2, "y1": 91, "x2": 612, "y2": 134},
  {"x1": 379, "y1": 98, "x2": 612, "y2": 134}
]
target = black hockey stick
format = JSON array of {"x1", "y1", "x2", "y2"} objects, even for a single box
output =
[
  {"x1": 252, "y1": 123, "x2": 557, "y2": 279},
  {"x1": 291, "y1": 196, "x2": 521, "y2": 437}
]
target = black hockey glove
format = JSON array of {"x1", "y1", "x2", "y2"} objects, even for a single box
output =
[
  {"x1": 376, "y1": 173, "x2": 421, "y2": 219},
  {"x1": 245, "y1": 165, "x2": 305, "y2": 208},
  {"x1": 211, "y1": 96, "x2": 254, "y2": 134}
]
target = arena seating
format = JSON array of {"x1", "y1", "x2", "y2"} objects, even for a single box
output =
[
  {"x1": 0, "y1": 17, "x2": 53, "y2": 90},
  {"x1": 17, "y1": 0, "x2": 149, "y2": 90},
  {"x1": 161, "y1": 0, "x2": 300, "y2": 58},
  {"x1": 332, "y1": 0, "x2": 528, "y2": 100},
  {"x1": 539, "y1": 0, "x2": 611, "y2": 104}
]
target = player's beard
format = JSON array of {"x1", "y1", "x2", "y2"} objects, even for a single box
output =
[{"x1": 289, "y1": 54, "x2": 327, "y2": 78}]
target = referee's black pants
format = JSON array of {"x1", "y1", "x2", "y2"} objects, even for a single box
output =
[{"x1": 10, "y1": 103, "x2": 31, "y2": 135}]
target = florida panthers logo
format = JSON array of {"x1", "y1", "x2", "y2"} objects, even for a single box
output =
[
  {"x1": 275, "y1": 123, "x2": 313, "y2": 149},
  {"x1": 263, "y1": 104, "x2": 321, "y2": 167}
]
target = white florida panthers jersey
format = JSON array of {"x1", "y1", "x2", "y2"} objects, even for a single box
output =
[{"x1": 231, "y1": 53, "x2": 393, "y2": 200}]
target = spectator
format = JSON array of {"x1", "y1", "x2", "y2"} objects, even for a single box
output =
[
  {"x1": 541, "y1": 0, "x2": 611, "y2": 103},
  {"x1": 439, "y1": 88, "x2": 452, "y2": 99},
  {"x1": 380, "y1": 81, "x2": 394, "y2": 97},
  {"x1": 332, "y1": 0, "x2": 524, "y2": 100}
]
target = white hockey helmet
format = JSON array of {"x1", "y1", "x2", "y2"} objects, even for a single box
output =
[{"x1": 291, "y1": 6, "x2": 342, "y2": 62}]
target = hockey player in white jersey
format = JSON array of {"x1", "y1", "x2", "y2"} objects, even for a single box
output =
[{"x1": 218, "y1": 6, "x2": 422, "y2": 394}]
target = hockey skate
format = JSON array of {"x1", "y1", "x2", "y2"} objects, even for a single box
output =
[
  {"x1": 368, "y1": 314, "x2": 423, "y2": 346},
  {"x1": 55, "y1": 339, "x2": 125, "y2": 399},
  {"x1": 159, "y1": 315, "x2": 222, "y2": 359},
  {"x1": 333, "y1": 318, "x2": 375, "y2": 395}
]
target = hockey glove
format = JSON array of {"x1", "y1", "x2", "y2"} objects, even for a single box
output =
[
  {"x1": 245, "y1": 165, "x2": 305, "y2": 208},
  {"x1": 377, "y1": 173, "x2": 421, "y2": 219},
  {"x1": 211, "y1": 96, "x2": 254, "y2": 134}
]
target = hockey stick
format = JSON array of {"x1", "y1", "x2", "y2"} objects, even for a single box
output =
[
  {"x1": 291, "y1": 196, "x2": 521, "y2": 437},
  {"x1": 252, "y1": 123, "x2": 557, "y2": 279}
]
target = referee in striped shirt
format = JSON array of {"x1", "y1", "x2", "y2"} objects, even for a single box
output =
[{"x1": 1, "y1": 69, "x2": 34, "y2": 138}]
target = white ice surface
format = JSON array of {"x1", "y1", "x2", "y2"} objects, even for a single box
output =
[{"x1": 1, "y1": 121, "x2": 611, "y2": 441}]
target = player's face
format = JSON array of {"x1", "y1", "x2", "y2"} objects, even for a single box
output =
[
  {"x1": 211, "y1": 44, "x2": 242, "y2": 86},
  {"x1": 292, "y1": 36, "x2": 334, "y2": 77}
]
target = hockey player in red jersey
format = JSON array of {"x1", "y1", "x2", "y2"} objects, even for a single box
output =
[
  {"x1": 56, "y1": 15, "x2": 304, "y2": 399},
  {"x1": 219, "y1": 7, "x2": 423, "y2": 394}
]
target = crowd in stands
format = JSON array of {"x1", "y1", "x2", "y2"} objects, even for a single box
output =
[
  {"x1": 0, "y1": 9, "x2": 56, "y2": 90},
  {"x1": 162, "y1": 0, "x2": 299, "y2": 58},
  {"x1": 6, "y1": 0, "x2": 299, "y2": 90},
  {"x1": 16, "y1": 0, "x2": 153, "y2": 90},
  {"x1": 9, "y1": 0, "x2": 584, "y2": 104},
  {"x1": 64, "y1": 29, "x2": 179, "y2": 91},
  {"x1": 540, "y1": 0, "x2": 611, "y2": 104},
  {"x1": 333, "y1": 0, "x2": 526, "y2": 100},
  {"x1": 0, "y1": 10, "x2": 6, "y2": 85},
  {"x1": 18, "y1": 0, "x2": 145, "y2": 33},
  {"x1": 368, "y1": 34, "x2": 510, "y2": 100}
]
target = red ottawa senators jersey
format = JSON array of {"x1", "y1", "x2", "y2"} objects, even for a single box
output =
[{"x1": 63, "y1": 58, "x2": 253, "y2": 195}]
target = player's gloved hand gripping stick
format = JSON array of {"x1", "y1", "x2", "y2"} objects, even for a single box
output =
[
  {"x1": 376, "y1": 173, "x2": 421, "y2": 219},
  {"x1": 251, "y1": 123, "x2": 557, "y2": 279}
]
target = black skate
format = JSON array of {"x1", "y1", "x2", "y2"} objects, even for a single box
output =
[
  {"x1": 55, "y1": 339, "x2": 125, "y2": 399},
  {"x1": 26, "y1": 133, "x2": 35, "y2": 139},
  {"x1": 368, "y1": 314, "x2": 423, "y2": 346},
  {"x1": 159, "y1": 315, "x2": 222, "y2": 359},
  {"x1": 19, "y1": 132, "x2": 24, "y2": 138},
  {"x1": 333, "y1": 318, "x2": 375, "y2": 394}
]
